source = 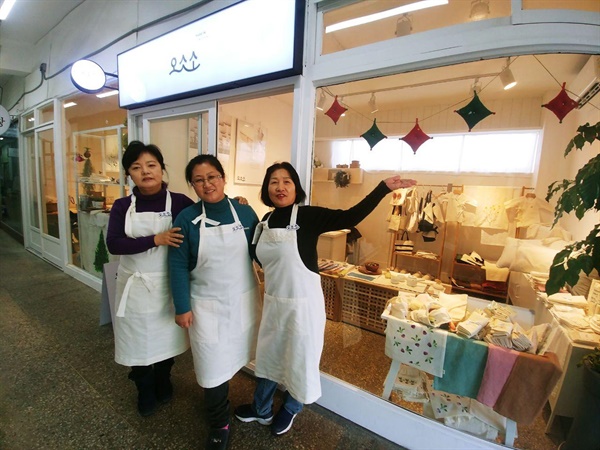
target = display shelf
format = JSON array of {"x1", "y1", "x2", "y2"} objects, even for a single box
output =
[
  {"x1": 451, "y1": 261, "x2": 508, "y2": 301},
  {"x1": 313, "y1": 167, "x2": 363, "y2": 184}
]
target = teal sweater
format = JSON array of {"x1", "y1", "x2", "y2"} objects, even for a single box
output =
[{"x1": 168, "y1": 196, "x2": 259, "y2": 315}]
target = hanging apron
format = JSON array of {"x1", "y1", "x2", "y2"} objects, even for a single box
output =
[
  {"x1": 254, "y1": 204, "x2": 325, "y2": 404},
  {"x1": 188, "y1": 199, "x2": 261, "y2": 389},
  {"x1": 114, "y1": 191, "x2": 189, "y2": 366}
]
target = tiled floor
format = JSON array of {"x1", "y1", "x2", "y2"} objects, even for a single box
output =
[{"x1": 0, "y1": 229, "x2": 403, "y2": 450}]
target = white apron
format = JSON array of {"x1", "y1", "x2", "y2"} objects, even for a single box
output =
[
  {"x1": 254, "y1": 204, "x2": 325, "y2": 404},
  {"x1": 189, "y1": 200, "x2": 261, "y2": 388},
  {"x1": 114, "y1": 191, "x2": 189, "y2": 366}
]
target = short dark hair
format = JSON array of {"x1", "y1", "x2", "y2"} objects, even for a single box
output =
[
  {"x1": 122, "y1": 140, "x2": 165, "y2": 175},
  {"x1": 185, "y1": 154, "x2": 225, "y2": 184},
  {"x1": 260, "y1": 161, "x2": 307, "y2": 207}
]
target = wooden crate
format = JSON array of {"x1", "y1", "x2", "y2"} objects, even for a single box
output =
[
  {"x1": 321, "y1": 274, "x2": 342, "y2": 321},
  {"x1": 341, "y1": 279, "x2": 398, "y2": 335}
]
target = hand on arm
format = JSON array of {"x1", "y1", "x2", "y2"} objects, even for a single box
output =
[
  {"x1": 175, "y1": 311, "x2": 193, "y2": 328},
  {"x1": 154, "y1": 227, "x2": 184, "y2": 247},
  {"x1": 385, "y1": 176, "x2": 417, "y2": 191}
]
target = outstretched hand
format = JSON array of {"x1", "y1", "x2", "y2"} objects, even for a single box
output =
[
  {"x1": 154, "y1": 227, "x2": 184, "y2": 247},
  {"x1": 384, "y1": 176, "x2": 417, "y2": 191}
]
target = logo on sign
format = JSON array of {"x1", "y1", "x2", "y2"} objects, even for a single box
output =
[{"x1": 170, "y1": 51, "x2": 200, "y2": 75}]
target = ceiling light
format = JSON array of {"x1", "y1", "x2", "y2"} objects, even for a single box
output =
[
  {"x1": 369, "y1": 93, "x2": 379, "y2": 113},
  {"x1": 469, "y1": 0, "x2": 490, "y2": 21},
  {"x1": 63, "y1": 102, "x2": 77, "y2": 108},
  {"x1": 500, "y1": 58, "x2": 517, "y2": 90},
  {"x1": 70, "y1": 59, "x2": 118, "y2": 94},
  {"x1": 0, "y1": 0, "x2": 16, "y2": 21},
  {"x1": 326, "y1": 0, "x2": 448, "y2": 33},
  {"x1": 316, "y1": 90, "x2": 326, "y2": 111},
  {"x1": 395, "y1": 14, "x2": 413, "y2": 37},
  {"x1": 96, "y1": 90, "x2": 119, "y2": 98}
]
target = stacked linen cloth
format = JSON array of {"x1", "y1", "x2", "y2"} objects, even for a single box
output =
[
  {"x1": 393, "y1": 364, "x2": 429, "y2": 403},
  {"x1": 546, "y1": 292, "x2": 589, "y2": 309},
  {"x1": 483, "y1": 318, "x2": 514, "y2": 348},
  {"x1": 525, "y1": 323, "x2": 551, "y2": 354},
  {"x1": 457, "y1": 310, "x2": 490, "y2": 338},
  {"x1": 511, "y1": 323, "x2": 532, "y2": 352}
]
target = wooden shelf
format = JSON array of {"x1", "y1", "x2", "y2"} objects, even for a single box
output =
[
  {"x1": 394, "y1": 252, "x2": 440, "y2": 262},
  {"x1": 450, "y1": 284, "x2": 507, "y2": 301}
]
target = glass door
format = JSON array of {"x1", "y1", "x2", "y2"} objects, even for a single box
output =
[{"x1": 23, "y1": 126, "x2": 63, "y2": 267}]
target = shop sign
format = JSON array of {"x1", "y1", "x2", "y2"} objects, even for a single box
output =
[
  {"x1": 118, "y1": 0, "x2": 304, "y2": 109},
  {"x1": 0, "y1": 105, "x2": 10, "y2": 137}
]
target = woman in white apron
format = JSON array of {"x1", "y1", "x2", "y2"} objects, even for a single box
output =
[
  {"x1": 168, "y1": 155, "x2": 261, "y2": 450},
  {"x1": 235, "y1": 162, "x2": 416, "y2": 436},
  {"x1": 106, "y1": 141, "x2": 193, "y2": 417}
]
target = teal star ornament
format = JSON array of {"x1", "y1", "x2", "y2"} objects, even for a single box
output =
[
  {"x1": 455, "y1": 92, "x2": 496, "y2": 131},
  {"x1": 360, "y1": 119, "x2": 387, "y2": 150}
]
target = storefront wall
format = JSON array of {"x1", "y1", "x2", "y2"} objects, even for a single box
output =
[{"x1": 2, "y1": 0, "x2": 599, "y2": 448}]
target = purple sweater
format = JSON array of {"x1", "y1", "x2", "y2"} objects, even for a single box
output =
[{"x1": 106, "y1": 186, "x2": 195, "y2": 255}]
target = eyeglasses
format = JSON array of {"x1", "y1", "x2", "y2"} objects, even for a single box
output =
[{"x1": 191, "y1": 175, "x2": 223, "y2": 186}]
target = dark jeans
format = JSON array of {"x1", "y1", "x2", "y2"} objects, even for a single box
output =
[{"x1": 205, "y1": 381, "x2": 230, "y2": 429}]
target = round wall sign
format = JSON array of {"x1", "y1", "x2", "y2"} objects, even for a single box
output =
[
  {"x1": 0, "y1": 105, "x2": 10, "y2": 137},
  {"x1": 70, "y1": 60, "x2": 106, "y2": 94}
]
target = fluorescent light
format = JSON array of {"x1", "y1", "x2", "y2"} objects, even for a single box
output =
[
  {"x1": 63, "y1": 102, "x2": 77, "y2": 108},
  {"x1": 96, "y1": 90, "x2": 119, "y2": 98},
  {"x1": 326, "y1": 0, "x2": 448, "y2": 33},
  {"x1": 0, "y1": 0, "x2": 16, "y2": 21}
]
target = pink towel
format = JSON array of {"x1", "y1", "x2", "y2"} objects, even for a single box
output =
[{"x1": 476, "y1": 344, "x2": 520, "y2": 407}]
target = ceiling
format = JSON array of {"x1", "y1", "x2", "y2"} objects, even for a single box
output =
[{"x1": 0, "y1": 0, "x2": 594, "y2": 113}]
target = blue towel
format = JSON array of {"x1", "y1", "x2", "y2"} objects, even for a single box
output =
[{"x1": 433, "y1": 333, "x2": 488, "y2": 398}]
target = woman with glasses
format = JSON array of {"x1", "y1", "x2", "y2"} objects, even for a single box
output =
[
  {"x1": 169, "y1": 154, "x2": 261, "y2": 450},
  {"x1": 106, "y1": 141, "x2": 194, "y2": 417},
  {"x1": 235, "y1": 161, "x2": 416, "y2": 436}
]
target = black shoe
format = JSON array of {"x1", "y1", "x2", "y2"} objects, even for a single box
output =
[
  {"x1": 205, "y1": 427, "x2": 229, "y2": 450},
  {"x1": 234, "y1": 404, "x2": 273, "y2": 425},
  {"x1": 271, "y1": 408, "x2": 297, "y2": 436}
]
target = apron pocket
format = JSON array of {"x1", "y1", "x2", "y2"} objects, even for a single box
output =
[
  {"x1": 263, "y1": 293, "x2": 310, "y2": 336},
  {"x1": 190, "y1": 299, "x2": 219, "y2": 344}
]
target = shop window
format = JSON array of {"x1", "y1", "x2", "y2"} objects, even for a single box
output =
[
  {"x1": 22, "y1": 111, "x2": 34, "y2": 131},
  {"x1": 39, "y1": 103, "x2": 54, "y2": 125},
  {"x1": 323, "y1": 130, "x2": 540, "y2": 174},
  {"x1": 0, "y1": 119, "x2": 23, "y2": 237}
]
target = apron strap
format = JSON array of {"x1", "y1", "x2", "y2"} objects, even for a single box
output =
[
  {"x1": 124, "y1": 193, "x2": 137, "y2": 237},
  {"x1": 116, "y1": 271, "x2": 156, "y2": 317},
  {"x1": 286, "y1": 204, "x2": 300, "y2": 230}
]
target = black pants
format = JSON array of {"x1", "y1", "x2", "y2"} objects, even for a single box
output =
[
  {"x1": 129, "y1": 357, "x2": 174, "y2": 379},
  {"x1": 205, "y1": 381, "x2": 230, "y2": 429}
]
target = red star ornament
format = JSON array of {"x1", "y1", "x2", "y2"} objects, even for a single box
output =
[
  {"x1": 542, "y1": 83, "x2": 578, "y2": 123},
  {"x1": 454, "y1": 92, "x2": 496, "y2": 131},
  {"x1": 360, "y1": 119, "x2": 387, "y2": 150},
  {"x1": 400, "y1": 119, "x2": 432, "y2": 154},
  {"x1": 324, "y1": 96, "x2": 348, "y2": 125}
]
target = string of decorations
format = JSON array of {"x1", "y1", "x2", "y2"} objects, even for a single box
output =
[{"x1": 319, "y1": 55, "x2": 595, "y2": 154}]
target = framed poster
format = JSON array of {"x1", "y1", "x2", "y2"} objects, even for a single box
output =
[{"x1": 234, "y1": 120, "x2": 267, "y2": 185}]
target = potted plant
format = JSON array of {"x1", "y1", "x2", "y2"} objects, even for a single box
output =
[
  {"x1": 560, "y1": 347, "x2": 600, "y2": 450},
  {"x1": 333, "y1": 169, "x2": 351, "y2": 188},
  {"x1": 545, "y1": 121, "x2": 600, "y2": 295}
]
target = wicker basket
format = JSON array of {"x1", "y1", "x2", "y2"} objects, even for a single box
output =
[
  {"x1": 341, "y1": 279, "x2": 397, "y2": 335},
  {"x1": 321, "y1": 274, "x2": 342, "y2": 321}
]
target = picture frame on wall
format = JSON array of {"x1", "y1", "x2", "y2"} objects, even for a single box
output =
[{"x1": 234, "y1": 120, "x2": 267, "y2": 185}]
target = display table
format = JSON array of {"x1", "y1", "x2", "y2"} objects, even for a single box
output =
[
  {"x1": 380, "y1": 298, "x2": 562, "y2": 447},
  {"x1": 508, "y1": 271, "x2": 598, "y2": 433}
]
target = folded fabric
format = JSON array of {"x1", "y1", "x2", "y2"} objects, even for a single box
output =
[
  {"x1": 483, "y1": 260, "x2": 510, "y2": 282},
  {"x1": 434, "y1": 332, "x2": 489, "y2": 398},
  {"x1": 429, "y1": 307, "x2": 452, "y2": 328},
  {"x1": 470, "y1": 399, "x2": 507, "y2": 433},
  {"x1": 385, "y1": 317, "x2": 449, "y2": 377},
  {"x1": 443, "y1": 415, "x2": 499, "y2": 441},
  {"x1": 428, "y1": 389, "x2": 471, "y2": 419},
  {"x1": 410, "y1": 309, "x2": 432, "y2": 326},
  {"x1": 511, "y1": 323, "x2": 532, "y2": 352},
  {"x1": 394, "y1": 364, "x2": 429, "y2": 403},
  {"x1": 547, "y1": 293, "x2": 589, "y2": 308},
  {"x1": 476, "y1": 345, "x2": 520, "y2": 407},
  {"x1": 525, "y1": 323, "x2": 550, "y2": 354},
  {"x1": 437, "y1": 292, "x2": 468, "y2": 322},
  {"x1": 457, "y1": 310, "x2": 490, "y2": 338},
  {"x1": 494, "y1": 352, "x2": 562, "y2": 425}
]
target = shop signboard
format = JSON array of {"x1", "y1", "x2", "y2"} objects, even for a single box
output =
[{"x1": 118, "y1": 0, "x2": 304, "y2": 109}]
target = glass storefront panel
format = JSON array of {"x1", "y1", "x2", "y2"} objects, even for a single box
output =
[
  {"x1": 24, "y1": 133, "x2": 39, "y2": 229},
  {"x1": 38, "y1": 128, "x2": 59, "y2": 239},
  {"x1": 311, "y1": 53, "x2": 597, "y2": 450},
  {"x1": 0, "y1": 119, "x2": 23, "y2": 237},
  {"x1": 321, "y1": 0, "x2": 511, "y2": 55},
  {"x1": 23, "y1": 111, "x2": 35, "y2": 132},
  {"x1": 63, "y1": 92, "x2": 127, "y2": 276},
  {"x1": 40, "y1": 103, "x2": 54, "y2": 125}
]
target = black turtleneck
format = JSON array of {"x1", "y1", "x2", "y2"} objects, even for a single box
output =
[{"x1": 255, "y1": 181, "x2": 391, "y2": 273}]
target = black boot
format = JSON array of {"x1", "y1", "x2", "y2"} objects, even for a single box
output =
[
  {"x1": 129, "y1": 366, "x2": 157, "y2": 417},
  {"x1": 154, "y1": 358, "x2": 174, "y2": 404}
]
